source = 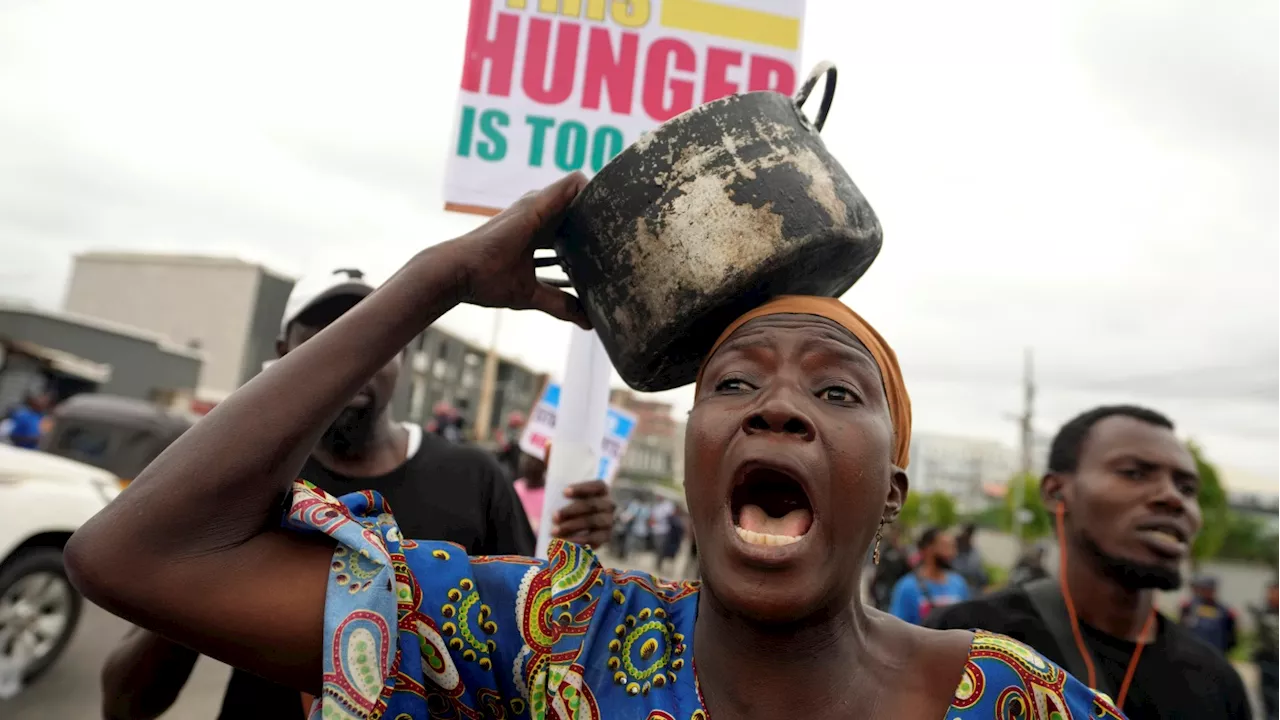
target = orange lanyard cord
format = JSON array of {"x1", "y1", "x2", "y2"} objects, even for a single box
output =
[
  {"x1": 1115, "y1": 608, "x2": 1157, "y2": 709},
  {"x1": 1054, "y1": 504, "x2": 1156, "y2": 710}
]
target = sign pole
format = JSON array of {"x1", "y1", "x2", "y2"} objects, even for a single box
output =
[{"x1": 535, "y1": 327, "x2": 613, "y2": 558}]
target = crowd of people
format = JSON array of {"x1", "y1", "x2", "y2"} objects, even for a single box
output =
[
  {"x1": 866, "y1": 407, "x2": 1278, "y2": 719},
  {"x1": 0, "y1": 173, "x2": 1263, "y2": 720}
]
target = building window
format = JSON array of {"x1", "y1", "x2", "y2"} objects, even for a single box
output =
[{"x1": 409, "y1": 379, "x2": 427, "y2": 422}]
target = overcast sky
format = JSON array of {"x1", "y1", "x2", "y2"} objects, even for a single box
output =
[{"x1": 1, "y1": 0, "x2": 1276, "y2": 490}]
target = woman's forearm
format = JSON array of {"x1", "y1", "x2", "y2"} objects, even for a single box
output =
[{"x1": 66, "y1": 242, "x2": 469, "y2": 589}]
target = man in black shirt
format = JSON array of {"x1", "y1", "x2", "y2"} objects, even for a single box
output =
[
  {"x1": 101, "y1": 269, "x2": 616, "y2": 720},
  {"x1": 927, "y1": 405, "x2": 1252, "y2": 720}
]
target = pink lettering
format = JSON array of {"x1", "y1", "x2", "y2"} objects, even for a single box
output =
[
  {"x1": 523, "y1": 18, "x2": 582, "y2": 105},
  {"x1": 703, "y1": 47, "x2": 742, "y2": 103},
  {"x1": 582, "y1": 27, "x2": 639, "y2": 114},
  {"x1": 461, "y1": 0, "x2": 520, "y2": 96},
  {"x1": 642, "y1": 38, "x2": 696, "y2": 122}
]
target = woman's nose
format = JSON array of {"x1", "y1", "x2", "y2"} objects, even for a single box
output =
[{"x1": 742, "y1": 398, "x2": 816, "y2": 442}]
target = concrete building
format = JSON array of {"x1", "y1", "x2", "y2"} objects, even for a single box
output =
[
  {"x1": 908, "y1": 433, "x2": 1020, "y2": 512},
  {"x1": 63, "y1": 252, "x2": 293, "y2": 402},
  {"x1": 403, "y1": 326, "x2": 547, "y2": 440},
  {"x1": 609, "y1": 389, "x2": 678, "y2": 484},
  {"x1": 0, "y1": 302, "x2": 201, "y2": 410}
]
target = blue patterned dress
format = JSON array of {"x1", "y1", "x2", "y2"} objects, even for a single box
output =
[{"x1": 285, "y1": 482, "x2": 1125, "y2": 720}]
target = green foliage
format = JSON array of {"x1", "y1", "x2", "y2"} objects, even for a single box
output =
[
  {"x1": 1187, "y1": 441, "x2": 1230, "y2": 565},
  {"x1": 964, "y1": 505, "x2": 1006, "y2": 531},
  {"x1": 899, "y1": 492, "x2": 922, "y2": 530},
  {"x1": 1216, "y1": 511, "x2": 1279, "y2": 564},
  {"x1": 1003, "y1": 472, "x2": 1052, "y2": 542},
  {"x1": 984, "y1": 561, "x2": 1009, "y2": 590},
  {"x1": 898, "y1": 491, "x2": 959, "y2": 531},
  {"x1": 925, "y1": 492, "x2": 958, "y2": 528}
]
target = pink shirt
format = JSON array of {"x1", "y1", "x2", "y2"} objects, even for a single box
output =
[{"x1": 514, "y1": 479, "x2": 546, "y2": 534}]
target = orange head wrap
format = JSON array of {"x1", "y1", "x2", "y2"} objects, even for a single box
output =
[{"x1": 695, "y1": 296, "x2": 912, "y2": 469}]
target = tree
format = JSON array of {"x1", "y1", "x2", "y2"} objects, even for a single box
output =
[
  {"x1": 1187, "y1": 441, "x2": 1229, "y2": 566},
  {"x1": 899, "y1": 492, "x2": 922, "y2": 530},
  {"x1": 925, "y1": 492, "x2": 958, "y2": 529},
  {"x1": 898, "y1": 491, "x2": 958, "y2": 531},
  {"x1": 1218, "y1": 511, "x2": 1278, "y2": 564},
  {"x1": 1004, "y1": 472, "x2": 1052, "y2": 542}
]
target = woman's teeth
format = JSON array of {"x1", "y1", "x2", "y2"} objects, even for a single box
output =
[
  {"x1": 735, "y1": 503, "x2": 812, "y2": 546},
  {"x1": 736, "y1": 526, "x2": 803, "y2": 546}
]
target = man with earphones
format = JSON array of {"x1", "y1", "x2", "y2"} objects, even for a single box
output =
[{"x1": 926, "y1": 405, "x2": 1253, "y2": 720}]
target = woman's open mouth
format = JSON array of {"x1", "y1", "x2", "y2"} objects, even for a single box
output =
[{"x1": 731, "y1": 465, "x2": 814, "y2": 547}]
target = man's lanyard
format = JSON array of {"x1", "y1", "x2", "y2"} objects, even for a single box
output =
[{"x1": 1051, "y1": 505, "x2": 1157, "y2": 709}]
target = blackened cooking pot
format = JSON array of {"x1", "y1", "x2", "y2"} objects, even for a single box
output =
[{"x1": 554, "y1": 62, "x2": 883, "y2": 392}]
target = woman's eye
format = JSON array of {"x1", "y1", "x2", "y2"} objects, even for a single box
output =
[
  {"x1": 818, "y1": 386, "x2": 857, "y2": 404},
  {"x1": 715, "y1": 378, "x2": 752, "y2": 393}
]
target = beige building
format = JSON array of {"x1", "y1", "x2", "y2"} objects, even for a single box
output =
[
  {"x1": 609, "y1": 389, "x2": 679, "y2": 484},
  {"x1": 63, "y1": 252, "x2": 294, "y2": 401},
  {"x1": 908, "y1": 433, "x2": 1022, "y2": 512}
]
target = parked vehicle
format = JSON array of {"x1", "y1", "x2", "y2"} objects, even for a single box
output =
[
  {"x1": 0, "y1": 443, "x2": 121, "y2": 693},
  {"x1": 40, "y1": 394, "x2": 193, "y2": 485}
]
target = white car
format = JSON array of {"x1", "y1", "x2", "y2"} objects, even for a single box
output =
[{"x1": 0, "y1": 443, "x2": 120, "y2": 692}]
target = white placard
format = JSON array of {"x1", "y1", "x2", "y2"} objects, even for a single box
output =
[{"x1": 445, "y1": 0, "x2": 808, "y2": 215}]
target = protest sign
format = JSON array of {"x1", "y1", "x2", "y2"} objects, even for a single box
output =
[
  {"x1": 445, "y1": 0, "x2": 808, "y2": 215},
  {"x1": 519, "y1": 379, "x2": 638, "y2": 485}
]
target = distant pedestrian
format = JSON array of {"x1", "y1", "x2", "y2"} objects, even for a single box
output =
[
  {"x1": 0, "y1": 391, "x2": 52, "y2": 449},
  {"x1": 1253, "y1": 580, "x2": 1278, "y2": 720},
  {"x1": 622, "y1": 499, "x2": 652, "y2": 559},
  {"x1": 427, "y1": 402, "x2": 466, "y2": 443},
  {"x1": 1006, "y1": 542, "x2": 1051, "y2": 588},
  {"x1": 650, "y1": 497, "x2": 677, "y2": 559},
  {"x1": 888, "y1": 526, "x2": 969, "y2": 625},
  {"x1": 495, "y1": 411, "x2": 526, "y2": 480},
  {"x1": 952, "y1": 523, "x2": 990, "y2": 594},
  {"x1": 1179, "y1": 575, "x2": 1238, "y2": 655},
  {"x1": 513, "y1": 451, "x2": 548, "y2": 535},
  {"x1": 656, "y1": 506, "x2": 686, "y2": 575},
  {"x1": 870, "y1": 522, "x2": 910, "y2": 610}
]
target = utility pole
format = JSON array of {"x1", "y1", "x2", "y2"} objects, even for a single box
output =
[
  {"x1": 1009, "y1": 347, "x2": 1035, "y2": 547},
  {"x1": 474, "y1": 309, "x2": 503, "y2": 444}
]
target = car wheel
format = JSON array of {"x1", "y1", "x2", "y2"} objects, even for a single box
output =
[{"x1": 0, "y1": 548, "x2": 83, "y2": 684}]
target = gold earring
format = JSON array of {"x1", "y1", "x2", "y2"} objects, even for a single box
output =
[{"x1": 873, "y1": 523, "x2": 884, "y2": 565}]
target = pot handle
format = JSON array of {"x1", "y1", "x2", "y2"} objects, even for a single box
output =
[
  {"x1": 534, "y1": 253, "x2": 573, "y2": 288},
  {"x1": 794, "y1": 62, "x2": 837, "y2": 132}
]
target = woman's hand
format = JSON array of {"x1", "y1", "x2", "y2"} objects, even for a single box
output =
[{"x1": 448, "y1": 172, "x2": 591, "y2": 328}]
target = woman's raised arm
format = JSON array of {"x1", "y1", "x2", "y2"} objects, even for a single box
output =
[{"x1": 64, "y1": 174, "x2": 589, "y2": 693}]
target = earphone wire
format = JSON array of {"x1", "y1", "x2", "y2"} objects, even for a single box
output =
[{"x1": 1053, "y1": 501, "x2": 1156, "y2": 709}]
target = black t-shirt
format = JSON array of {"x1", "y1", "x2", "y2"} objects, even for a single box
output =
[
  {"x1": 218, "y1": 432, "x2": 535, "y2": 720},
  {"x1": 926, "y1": 586, "x2": 1253, "y2": 720}
]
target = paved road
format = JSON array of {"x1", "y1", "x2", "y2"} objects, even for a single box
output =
[
  {"x1": 3, "y1": 543, "x2": 1267, "y2": 719},
  {"x1": 3, "y1": 603, "x2": 231, "y2": 720}
]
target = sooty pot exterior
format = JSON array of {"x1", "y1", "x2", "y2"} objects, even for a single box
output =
[{"x1": 556, "y1": 64, "x2": 883, "y2": 392}]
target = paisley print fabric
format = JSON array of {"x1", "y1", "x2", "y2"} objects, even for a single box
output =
[{"x1": 286, "y1": 482, "x2": 1124, "y2": 720}]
